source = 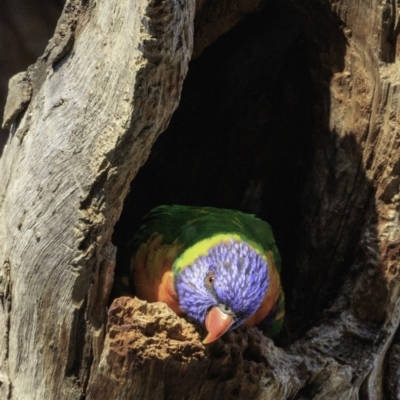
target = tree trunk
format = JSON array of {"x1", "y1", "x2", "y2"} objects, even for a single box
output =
[
  {"x1": 0, "y1": 0, "x2": 194, "y2": 397},
  {"x1": 0, "y1": 0, "x2": 399, "y2": 399}
]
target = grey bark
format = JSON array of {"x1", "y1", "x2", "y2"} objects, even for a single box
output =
[
  {"x1": 0, "y1": 0, "x2": 194, "y2": 398},
  {"x1": 0, "y1": 0, "x2": 399, "y2": 399}
]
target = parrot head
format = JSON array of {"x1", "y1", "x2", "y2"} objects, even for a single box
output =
[{"x1": 174, "y1": 238, "x2": 269, "y2": 344}]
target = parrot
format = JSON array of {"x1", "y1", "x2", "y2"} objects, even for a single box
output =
[{"x1": 130, "y1": 205, "x2": 284, "y2": 344}]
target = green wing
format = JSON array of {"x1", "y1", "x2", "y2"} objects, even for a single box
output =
[
  {"x1": 130, "y1": 205, "x2": 284, "y2": 337},
  {"x1": 130, "y1": 204, "x2": 281, "y2": 270}
]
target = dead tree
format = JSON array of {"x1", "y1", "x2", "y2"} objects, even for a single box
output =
[{"x1": 0, "y1": 0, "x2": 399, "y2": 399}]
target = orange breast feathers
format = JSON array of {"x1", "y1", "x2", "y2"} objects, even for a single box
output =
[
  {"x1": 243, "y1": 251, "x2": 281, "y2": 327},
  {"x1": 132, "y1": 238, "x2": 280, "y2": 324},
  {"x1": 131, "y1": 234, "x2": 184, "y2": 315}
]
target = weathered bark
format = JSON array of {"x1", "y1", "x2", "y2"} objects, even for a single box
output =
[
  {"x1": 0, "y1": 0, "x2": 64, "y2": 151},
  {"x1": 0, "y1": 0, "x2": 399, "y2": 399},
  {"x1": 0, "y1": 0, "x2": 194, "y2": 398}
]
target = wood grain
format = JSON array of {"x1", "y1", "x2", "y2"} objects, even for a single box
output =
[{"x1": 0, "y1": 0, "x2": 399, "y2": 398}]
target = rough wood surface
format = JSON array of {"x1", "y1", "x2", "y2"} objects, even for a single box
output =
[
  {"x1": 0, "y1": 0, "x2": 63, "y2": 150},
  {"x1": 87, "y1": 297, "x2": 304, "y2": 400},
  {"x1": 0, "y1": 0, "x2": 194, "y2": 398},
  {"x1": 289, "y1": 0, "x2": 400, "y2": 397},
  {"x1": 0, "y1": 0, "x2": 399, "y2": 399}
]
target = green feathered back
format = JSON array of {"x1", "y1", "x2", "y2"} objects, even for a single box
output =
[
  {"x1": 130, "y1": 205, "x2": 281, "y2": 272},
  {"x1": 130, "y1": 204, "x2": 284, "y2": 338}
]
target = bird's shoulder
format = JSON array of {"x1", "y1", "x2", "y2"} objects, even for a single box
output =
[
  {"x1": 132, "y1": 204, "x2": 278, "y2": 250},
  {"x1": 130, "y1": 204, "x2": 281, "y2": 301},
  {"x1": 244, "y1": 249, "x2": 284, "y2": 336}
]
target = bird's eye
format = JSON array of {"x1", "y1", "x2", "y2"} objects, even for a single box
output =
[{"x1": 205, "y1": 272, "x2": 216, "y2": 287}]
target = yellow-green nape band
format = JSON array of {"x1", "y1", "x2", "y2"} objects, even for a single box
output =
[{"x1": 174, "y1": 233, "x2": 266, "y2": 273}]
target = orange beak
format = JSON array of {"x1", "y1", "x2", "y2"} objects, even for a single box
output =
[{"x1": 203, "y1": 306, "x2": 234, "y2": 344}]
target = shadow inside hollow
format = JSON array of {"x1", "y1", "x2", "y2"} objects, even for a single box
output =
[
  {"x1": 113, "y1": 0, "x2": 379, "y2": 344},
  {"x1": 114, "y1": 0, "x2": 314, "y2": 304}
]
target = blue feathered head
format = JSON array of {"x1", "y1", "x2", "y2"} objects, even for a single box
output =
[{"x1": 174, "y1": 238, "x2": 269, "y2": 342}]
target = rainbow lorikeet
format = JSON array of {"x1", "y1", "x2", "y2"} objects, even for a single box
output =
[{"x1": 130, "y1": 205, "x2": 284, "y2": 343}]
